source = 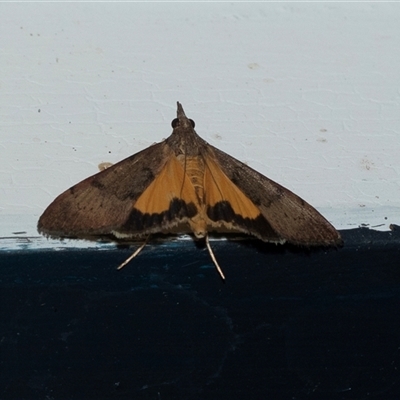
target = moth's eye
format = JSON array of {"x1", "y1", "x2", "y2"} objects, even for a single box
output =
[
  {"x1": 171, "y1": 118, "x2": 195, "y2": 128},
  {"x1": 171, "y1": 118, "x2": 179, "y2": 128}
]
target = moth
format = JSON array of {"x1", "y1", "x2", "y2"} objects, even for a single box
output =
[{"x1": 38, "y1": 102, "x2": 342, "y2": 279}]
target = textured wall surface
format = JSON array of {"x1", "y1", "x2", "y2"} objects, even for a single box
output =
[{"x1": 1, "y1": 3, "x2": 400, "y2": 241}]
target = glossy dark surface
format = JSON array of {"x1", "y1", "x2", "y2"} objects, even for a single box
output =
[{"x1": 1, "y1": 227, "x2": 400, "y2": 399}]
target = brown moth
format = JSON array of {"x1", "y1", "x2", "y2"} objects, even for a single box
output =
[{"x1": 38, "y1": 102, "x2": 342, "y2": 279}]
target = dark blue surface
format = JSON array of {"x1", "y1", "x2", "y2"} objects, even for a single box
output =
[{"x1": 1, "y1": 227, "x2": 400, "y2": 399}]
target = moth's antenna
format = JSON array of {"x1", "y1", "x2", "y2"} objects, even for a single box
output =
[
  {"x1": 205, "y1": 235, "x2": 226, "y2": 280},
  {"x1": 117, "y1": 236, "x2": 150, "y2": 270}
]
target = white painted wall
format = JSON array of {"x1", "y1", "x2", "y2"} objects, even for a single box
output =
[{"x1": 1, "y1": 3, "x2": 400, "y2": 243}]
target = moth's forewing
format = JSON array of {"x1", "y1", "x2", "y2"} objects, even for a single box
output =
[
  {"x1": 38, "y1": 142, "x2": 169, "y2": 238},
  {"x1": 209, "y1": 145, "x2": 342, "y2": 246}
]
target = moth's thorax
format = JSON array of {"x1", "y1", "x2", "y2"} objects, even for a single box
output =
[{"x1": 167, "y1": 126, "x2": 207, "y2": 157}]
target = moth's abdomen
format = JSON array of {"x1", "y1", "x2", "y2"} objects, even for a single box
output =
[{"x1": 177, "y1": 155, "x2": 206, "y2": 205}]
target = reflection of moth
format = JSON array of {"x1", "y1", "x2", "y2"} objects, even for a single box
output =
[{"x1": 38, "y1": 102, "x2": 342, "y2": 279}]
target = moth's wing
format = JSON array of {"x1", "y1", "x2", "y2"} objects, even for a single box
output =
[
  {"x1": 205, "y1": 146, "x2": 342, "y2": 246},
  {"x1": 203, "y1": 153, "x2": 283, "y2": 242},
  {"x1": 113, "y1": 152, "x2": 200, "y2": 238},
  {"x1": 38, "y1": 141, "x2": 171, "y2": 238}
]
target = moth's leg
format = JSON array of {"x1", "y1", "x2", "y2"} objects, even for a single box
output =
[
  {"x1": 205, "y1": 235, "x2": 225, "y2": 280},
  {"x1": 117, "y1": 236, "x2": 150, "y2": 270}
]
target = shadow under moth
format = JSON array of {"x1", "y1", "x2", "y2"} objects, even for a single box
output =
[{"x1": 38, "y1": 102, "x2": 342, "y2": 279}]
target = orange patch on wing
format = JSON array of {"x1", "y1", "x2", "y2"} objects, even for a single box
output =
[
  {"x1": 204, "y1": 156, "x2": 260, "y2": 219},
  {"x1": 133, "y1": 155, "x2": 199, "y2": 214}
]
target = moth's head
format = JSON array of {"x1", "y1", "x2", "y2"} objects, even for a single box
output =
[{"x1": 171, "y1": 101, "x2": 196, "y2": 130}]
